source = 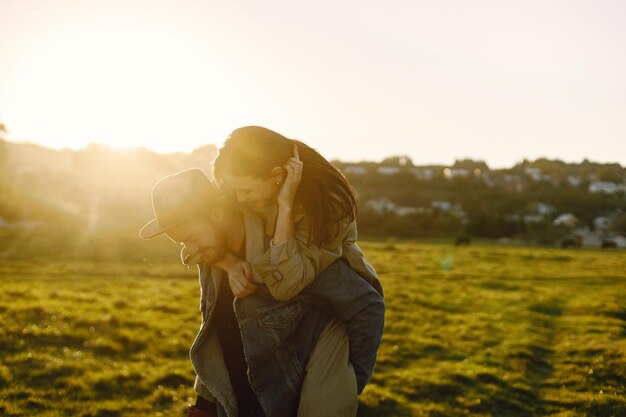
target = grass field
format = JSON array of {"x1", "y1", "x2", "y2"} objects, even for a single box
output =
[{"x1": 1, "y1": 242, "x2": 625, "y2": 417}]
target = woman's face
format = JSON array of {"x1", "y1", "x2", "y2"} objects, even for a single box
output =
[{"x1": 221, "y1": 171, "x2": 281, "y2": 209}]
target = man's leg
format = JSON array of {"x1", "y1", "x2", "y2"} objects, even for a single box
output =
[{"x1": 297, "y1": 318, "x2": 358, "y2": 417}]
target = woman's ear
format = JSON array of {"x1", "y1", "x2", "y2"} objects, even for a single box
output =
[
  {"x1": 210, "y1": 206, "x2": 225, "y2": 223},
  {"x1": 270, "y1": 166, "x2": 284, "y2": 184}
]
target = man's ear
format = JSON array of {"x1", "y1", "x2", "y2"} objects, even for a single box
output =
[
  {"x1": 210, "y1": 206, "x2": 225, "y2": 223},
  {"x1": 270, "y1": 166, "x2": 284, "y2": 184}
]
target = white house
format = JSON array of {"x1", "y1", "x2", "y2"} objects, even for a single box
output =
[
  {"x1": 443, "y1": 168, "x2": 469, "y2": 179},
  {"x1": 610, "y1": 235, "x2": 626, "y2": 248},
  {"x1": 536, "y1": 202, "x2": 555, "y2": 216},
  {"x1": 593, "y1": 216, "x2": 610, "y2": 231},
  {"x1": 504, "y1": 214, "x2": 545, "y2": 224},
  {"x1": 395, "y1": 206, "x2": 424, "y2": 216},
  {"x1": 589, "y1": 181, "x2": 619, "y2": 194},
  {"x1": 575, "y1": 228, "x2": 603, "y2": 247},
  {"x1": 377, "y1": 166, "x2": 401, "y2": 175},
  {"x1": 344, "y1": 165, "x2": 368, "y2": 176},
  {"x1": 431, "y1": 200, "x2": 453, "y2": 212},
  {"x1": 481, "y1": 173, "x2": 496, "y2": 187},
  {"x1": 411, "y1": 168, "x2": 433, "y2": 180},
  {"x1": 524, "y1": 214, "x2": 545, "y2": 224},
  {"x1": 567, "y1": 176, "x2": 582, "y2": 187},
  {"x1": 553, "y1": 213, "x2": 578, "y2": 227},
  {"x1": 525, "y1": 167, "x2": 542, "y2": 181},
  {"x1": 365, "y1": 198, "x2": 397, "y2": 214}
]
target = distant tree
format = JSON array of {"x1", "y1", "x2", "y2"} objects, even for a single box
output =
[
  {"x1": 609, "y1": 211, "x2": 626, "y2": 232},
  {"x1": 595, "y1": 165, "x2": 624, "y2": 183},
  {"x1": 452, "y1": 158, "x2": 490, "y2": 172},
  {"x1": 381, "y1": 155, "x2": 413, "y2": 167}
]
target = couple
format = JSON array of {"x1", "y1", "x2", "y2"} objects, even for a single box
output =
[{"x1": 140, "y1": 126, "x2": 385, "y2": 417}]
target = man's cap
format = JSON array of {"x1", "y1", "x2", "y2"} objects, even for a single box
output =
[{"x1": 139, "y1": 168, "x2": 226, "y2": 239}]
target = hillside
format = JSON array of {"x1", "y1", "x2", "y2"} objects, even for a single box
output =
[{"x1": 1, "y1": 140, "x2": 625, "y2": 261}]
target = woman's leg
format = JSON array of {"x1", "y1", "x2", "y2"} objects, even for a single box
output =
[{"x1": 297, "y1": 318, "x2": 358, "y2": 417}]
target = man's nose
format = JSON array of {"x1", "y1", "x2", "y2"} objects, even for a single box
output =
[{"x1": 185, "y1": 242, "x2": 198, "y2": 253}]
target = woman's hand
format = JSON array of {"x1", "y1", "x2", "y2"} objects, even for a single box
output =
[
  {"x1": 216, "y1": 253, "x2": 258, "y2": 298},
  {"x1": 277, "y1": 144, "x2": 303, "y2": 209},
  {"x1": 227, "y1": 259, "x2": 258, "y2": 298}
]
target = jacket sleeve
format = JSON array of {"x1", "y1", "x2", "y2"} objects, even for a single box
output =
[
  {"x1": 252, "y1": 215, "x2": 352, "y2": 301},
  {"x1": 301, "y1": 259, "x2": 385, "y2": 394}
]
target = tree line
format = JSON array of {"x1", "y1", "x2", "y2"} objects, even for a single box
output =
[{"x1": 0, "y1": 141, "x2": 624, "y2": 260}]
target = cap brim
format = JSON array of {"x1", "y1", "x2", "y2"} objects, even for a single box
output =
[{"x1": 139, "y1": 219, "x2": 168, "y2": 240}]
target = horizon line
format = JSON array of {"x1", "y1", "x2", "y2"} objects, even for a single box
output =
[{"x1": 3, "y1": 138, "x2": 625, "y2": 171}]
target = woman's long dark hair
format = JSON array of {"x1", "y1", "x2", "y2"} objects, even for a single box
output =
[{"x1": 213, "y1": 126, "x2": 357, "y2": 246}]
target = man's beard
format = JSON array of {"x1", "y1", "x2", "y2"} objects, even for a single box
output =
[
  {"x1": 180, "y1": 230, "x2": 228, "y2": 267},
  {"x1": 182, "y1": 245, "x2": 227, "y2": 266}
]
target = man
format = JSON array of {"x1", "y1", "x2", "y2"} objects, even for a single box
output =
[{"x1": 140, "y1": 168, "x2": 384, "y2": 417}]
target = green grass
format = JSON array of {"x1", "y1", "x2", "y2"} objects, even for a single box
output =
[{"x1": 1, "y1": 243, "x2": 625, "y2": 416}]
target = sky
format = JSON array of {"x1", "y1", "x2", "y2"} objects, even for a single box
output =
[{"x1": 0, "y1": 0, "x2": 625, "y2": 168}]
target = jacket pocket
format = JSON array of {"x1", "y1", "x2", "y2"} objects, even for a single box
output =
[
  {"x1": 257, "y1": 300, "x2": 303, "y2": 329},
  {"x1": 257, "y1": 300, "x2": 303, "y2": 349}
]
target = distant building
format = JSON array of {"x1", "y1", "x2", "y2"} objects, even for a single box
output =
[
  {"x1": 568, "y1": 228, "x2": 626, "y2": 248},
  {"x1": 505, "y1": 214, "x2": 545, "y2": 224},
  {"x1": 553, "y1": 213, "x2": 578, "y2": 228},
  {"x1": 377, "y1": 166, "x2": 400, "y2": 175},
  {"x1": 395, "y1": 206, "x2": 425, "y2": 216},
  {"x1": 431, "y1": 200, "x2": 453, "y2": 212},
  {"x1": 411, "y1": 168, "x2": 433, "y2": 180},
  {"x1": 566, "y1": 176, "x2": 582, "y2": 187},
  {"x1": 365, "y1": 198, "x2": 396, "y2": 214},
  {"x1": 450, "y1": 204, "x2": 469, "y2": 224},
  {"x1": 536, "y1": 202, "x2": 555, "y2": 216},
  {"x1": 365, "y1": 199, "x2": 430, "y2": 217},
  {"x1": 593, "y1": 216, "x2": 610, "y2": 231},
  {"x1": 589, "y1": 181, "x2": 620, "y2": 194},
  {"x1": 610, "y1": 235, "x2": 626, "y2": 248},
  {"x1": 443, "y1": 168, "x2": 469, "y2": 179},
  {"x1": 575, "y1": 228, "x2": 603, "y2": 248},
  {"x1": 524, "y1": 214, "x2": 545, "y2": 224},
  {"x1": 481, "y1": 173, "x2": 496, "y2": 187},
  {"x1": 525, "y1": 167, "x2": 542, "y2": 181},
  {"x1": 502, "y1": 174, "x2": 525, "y2": 192},
  {"x1": 344, "y1": 165, "x2": 368, "y2": 176}
]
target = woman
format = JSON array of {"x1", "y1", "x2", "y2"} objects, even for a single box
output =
[
  {"x1": 213, "y1": 126, "x2": 382, "y2": 299},
  {"x1": 211, "y1": 126, "x2": 384, "y2": 415}
]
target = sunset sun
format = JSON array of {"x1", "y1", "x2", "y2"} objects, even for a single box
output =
[{"x1": 4, "y1": 18, "x2": 239, "y2": 151}]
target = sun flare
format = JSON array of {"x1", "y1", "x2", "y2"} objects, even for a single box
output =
[{"x1": 4, "y1": 19, "x2": 238, "y2": 152}]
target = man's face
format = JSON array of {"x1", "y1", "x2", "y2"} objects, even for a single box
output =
[{"x1": 165, "y1": 217, "x2": 227, "y2": 266}]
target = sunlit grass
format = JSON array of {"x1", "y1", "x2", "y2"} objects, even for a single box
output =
[{"x1": 1, "y1": 242, "x2": 625, "y2": 416}]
